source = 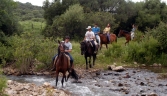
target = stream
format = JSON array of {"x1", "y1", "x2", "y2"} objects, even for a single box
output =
[{"x1": 6, "y1": 67, "x2": 167, "y2": 96}]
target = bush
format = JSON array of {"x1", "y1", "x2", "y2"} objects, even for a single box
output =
[
  {"x1": 0, "y1": 68, "x2": 7, "y2": 96},
  {"x1": 104, "y1": 43, "x2": 122, "y2": 58},
  {"x1": 147, "y1": 22, "x2": 167, "y2": 53},
  {"x1": 126, "y1": 36, "x2": 160, "y2": 65}
]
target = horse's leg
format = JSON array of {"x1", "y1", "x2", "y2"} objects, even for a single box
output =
[
  {"x1": 64, "y1": 73, "x2": 67, "y2": 82},
  {"x1": 85, "y1": 56, "x2": 88, "y2": 69},
  {"x1": 125, "y1": 40, "x2": 128, "y2": 46},
  {"x1": 106, "y1": 44, "x2": 108, "y2": 49},
  {"x1": 66, "y1": 69, "x2": 71, "y2": 81},
  {"x1": 93, "y1": 55, "x2": 96, "y2": 66},
  {"x1": 89, "y1": 56, "x2": 92, "y2": 68},
  {"x1": 61, "y1": 72, "x2": 66, "y2": 87},
  {"x1": 55, "y1": 72, "x2": 59, "y2": 87}
]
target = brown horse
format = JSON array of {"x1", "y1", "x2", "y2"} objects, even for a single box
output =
[
  {"x1": 54, "y1": 40, "x2": 78, "y2": 87},
  {"x1": 110, "y1": 33, "x2": 117, "y2": 43},
  {"x1": 118, "y1": 30, "x2": 131, "y2": 45},
  {"x1": 98, "y1": 33, "x2": 117, "y2": 49}
]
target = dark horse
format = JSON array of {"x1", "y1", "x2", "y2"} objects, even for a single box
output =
[
  {"x1": 98, "y1": 33, "x2": 117, "y2": 49},
  {"x1": 80, "y1": 41, "x2": 97, "y2": 69},
  {"x1": 118, "y1": 30, "x2": 131, "y2": 45},
  {"x1": 54, "y1": 40, "x2": 78, "y2": 87}
]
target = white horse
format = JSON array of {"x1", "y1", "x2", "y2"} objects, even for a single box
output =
[{"x1": 95, "y1": 35, "x2": 101, "y2": 48}]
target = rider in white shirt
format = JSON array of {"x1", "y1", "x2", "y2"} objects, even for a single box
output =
[
  {"x1": 84, "y1": 26, "x2": 98, "y2": 54},
  {"x1": 131, "y1": 24, "x2": 136, "y2": 40}
]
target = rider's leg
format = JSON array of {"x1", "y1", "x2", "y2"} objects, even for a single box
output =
[
  {"x1": 107, "y1": 33, "x2": 110, "y2": 42},
  {"x1": 65, "y1": 52, "x2": 74, "y2": 68},
  {"x1": 51, "y1": 54, "x2": 58, "y2": 71},
  {"x1": 131, "y1": 32, "x2": 134, "y2": 40},
  {"x1": 92, "y1": 40, "x2": 98, "y2": 54}
]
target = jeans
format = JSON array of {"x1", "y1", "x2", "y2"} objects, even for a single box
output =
[{"x1": 107, "y1": 33, "x2": 110, "y2": 41}]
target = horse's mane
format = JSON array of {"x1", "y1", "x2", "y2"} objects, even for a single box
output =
[{"x1": 57, "y1": 42, "x2": 67, "y2": 63}]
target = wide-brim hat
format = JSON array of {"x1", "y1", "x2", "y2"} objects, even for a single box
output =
[{"x1": 86, "y1": 26, "x2": 91, "y2": 29}]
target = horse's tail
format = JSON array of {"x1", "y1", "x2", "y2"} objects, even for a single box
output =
[{"x1": 71, "y1": 68, "x2": 78, "y2": 80}]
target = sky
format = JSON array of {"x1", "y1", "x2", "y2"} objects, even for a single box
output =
[{"x1": 14, "y1": 0, "x2": 167, "y2": 6}]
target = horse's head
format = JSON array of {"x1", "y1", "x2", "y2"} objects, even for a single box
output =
[
  {"x1": 80, "y1": 41, "x2": 86, "y2": 55},
  {"x1": 58, "y1": 40, "x2": 66, "y2": 53},
  {"x1": 118, "y1": 30, "x2": 123, "y2": 37}
]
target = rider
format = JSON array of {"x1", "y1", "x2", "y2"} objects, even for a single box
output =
[
  {"x1": 84, "y1": 26, "x2": 98, "y2": 54},
  {"x1": 103, "y1": 23, "x2": 111, "y2": 43},
  {"x1": 92, "y1": 23, "x2": 100, "y2": 44},
  {"x1": 51, "y1": 36, "x2": 74, "y2": 71},
  {"x1": 131, "y1": 24, "x2": 136, "y2": 40}
]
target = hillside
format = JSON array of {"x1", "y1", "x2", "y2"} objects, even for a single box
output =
[{"x1": 14, "y1": 2, "x2": 44, "y2": 21}]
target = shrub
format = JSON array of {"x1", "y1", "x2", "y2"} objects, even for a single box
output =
[
  {"x1": 126, "y1": 36, "x2": 160, "y2": 65},
  {"x1": 0, "y1": 68, "x2": 7, "y2": 96},
  {"x1": 147, "y1": 22, "x2": 167, "y2": 53}
]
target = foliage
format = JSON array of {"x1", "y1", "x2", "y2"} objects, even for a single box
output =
[
  {"x1": 43, "y1": 0, "x2": 79, "y2": 25},
  {"x1": 0, "y1": 0, "x2": 22, "y2": 36},
  {"x1": 84, "y1": 12, "x2": 116, "y2": 33},
  {"x1": 136, "y1": 0, "x2": 167, "y2": 31},
  {"x1": 126, "y1": 37, "x2": 160, "y2": 64},
  {"x1": 147, "y1": 22, "x2": 167, "y2": 53},
  {"x1": 1, "y1": 0, "x2": 167, "y2": 72},
  {"x1": 0, "y1": 68, "x2": 7, "y2": 96},
  {"x1": 50, "y1": 4, "x2": 84, "y2": 39},
  {"x1": 14, "y1": 2, "x2": 44, "y2": 21},
  {"x1": 104, "y1": 43, "x2": 122, "y2": 58}
]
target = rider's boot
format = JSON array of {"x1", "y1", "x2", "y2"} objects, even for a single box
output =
[{"x1": 70, "y1": 61, "x2": 73, "y2": 68}]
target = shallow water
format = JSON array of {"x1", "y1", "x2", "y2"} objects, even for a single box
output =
[{"x1": 6, "y1": 68, "x2": 167, "y2": 96}]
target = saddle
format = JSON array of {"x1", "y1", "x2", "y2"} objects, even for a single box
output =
[
  {"x1": 86, "y1": 41, "x2": 93, "y2": 47},
  {"x1": 54, "y1": 54, "x2": 71, "y2": 67}
]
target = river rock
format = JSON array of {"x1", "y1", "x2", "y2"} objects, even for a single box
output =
[
  {"x1": 112, "y1": 66, "x2": 125, "y2": 72},
  {"x1": 107, "y1": 65, "x2": 116, "y2": 70},
  {"x1": 147, "y1": 93, "x2": 158, "y2": 96},
  {"x1": 4, "y1": 80, "x2": 71, "y2": 96},
  {"x1": 153, "y1": 63, "x2": 158, "y2": 67},
  {"x1": 108, "y1": 65, "x2": 125, "y2": 72}
]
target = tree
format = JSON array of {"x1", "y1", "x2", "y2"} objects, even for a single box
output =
[
  {"x1": 136, "y1": 0, "x2": 167, "y2": 31},
  {"x1": 43, "y1": 0, "x2": 79, "y2": 25},
  {"x1": 0, "y1": 0, "x2": 21, "y2": 36},
  {"x1": 49, "y1": 4, "x2": 84, "y2": 39}
]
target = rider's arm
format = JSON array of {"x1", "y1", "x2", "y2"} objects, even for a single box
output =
[{"x1": 65, "y1": 49, "x2": 72, "y2": 53}]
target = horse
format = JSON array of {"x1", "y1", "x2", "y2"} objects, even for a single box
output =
[
  {"x1": 80, "y1": 41, "x2": 97, "y2": 70},
  {"x1": 118, "y1": 30, "x2": 131, "y2": 45},
  {"x1": 98, "y1": 33, "x2": 117, "y2": 49},
  {"x1": 95, "y1": 34, "x2": 101, "y2": 48},
  {"x1": 54, "y1": 40, "x2": 78, "y2": 87},
  {"x1": 110, "y1": 33, "x2": 117, "y2": 43}
]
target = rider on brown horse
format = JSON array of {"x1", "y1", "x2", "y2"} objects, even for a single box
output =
[
  {"x1": 84, "y1": 26, "x2": 98, "y2": 54},
  {"x1": 103, "y1": 23, "x2": 111, "y2": 43},
  {"x1": 51, "y1": 36, "x2": 74, "y2": 71}
]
